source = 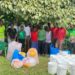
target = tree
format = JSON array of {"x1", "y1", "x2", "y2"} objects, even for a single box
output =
[{"x1": 0, "y1": 0, "x2": 75, "y2": 26}]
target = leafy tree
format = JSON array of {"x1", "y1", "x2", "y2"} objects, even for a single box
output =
[{"x1": 0, "y1": 0, "x2": 75, "y2": 26}]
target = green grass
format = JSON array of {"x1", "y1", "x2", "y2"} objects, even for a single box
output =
[{"x1": 0, "y1": 56, "x2": 51, "y2": 75}]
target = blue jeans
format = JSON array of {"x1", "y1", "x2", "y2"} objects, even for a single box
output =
[{"x1": 31, "y1": 41, "x2": 38, "y2": 50}]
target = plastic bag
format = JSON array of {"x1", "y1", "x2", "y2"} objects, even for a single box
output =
[
  {"x1": 23, "y1": 57, "x2": 36, "y2": 68},
  {"x1": 23, "y1": 48, "x2": 39, "y2": 68},
  {"x1": 6, "y1": 41, "x2": 22, "y2": 61},
  {"x1": 27, "y1": 48, "x2": 39, "y2": 64},
  {"x1": 11, "y1": 59, "x2": 23, "y2": 68}
]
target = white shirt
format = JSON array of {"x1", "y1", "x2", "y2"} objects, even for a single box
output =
[
  {"x1": 46, "y1": 31, "x2": 51, "y2": 43},
  {"x1": 24, "y1": 26, "x2": 31, "y2": 37}
]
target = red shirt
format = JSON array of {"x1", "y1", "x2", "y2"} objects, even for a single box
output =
[
  {"x1": 51, "y1": 27, "x2": 58, "y2": 39},
  {"x1": 31, "y1": 31, "x2": 38, "y2": 42},
  {"x1": 57, "y1": 28, "x2": 66, "y2": 41}
]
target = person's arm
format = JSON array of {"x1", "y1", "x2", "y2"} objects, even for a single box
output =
[
  {"x1": 17, "y1": 30, "x2": 20, "y2": 41},
  {"x1": 24, "y1": 31, "x2": 26, "y2": 39},
  {"x1": 51, "y1": 31, "x2": 53, "y2": 42},
  {"x1": 15, "y1": 29, "x2": 18, "y2": 40},
  {"x1": 64, "y1": 28, "x2": 67, "y2": 37}
]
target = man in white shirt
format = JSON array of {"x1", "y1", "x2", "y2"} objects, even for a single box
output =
[
  {"x1": 24, "y1": 24, "x2": 31, "y2": 37},
  {"x1": 24, "y1": 24, "x2": 31, "y2": 51}
]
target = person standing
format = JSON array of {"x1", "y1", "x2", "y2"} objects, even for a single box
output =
[
  {"x1": 51, "y1": 24, "x2": 58, "y2": 48},
  {"x1": 31, "y1": 26, "x2": 38, "y2": 50},
  {"x1": 38, "y1": 26, "x2": 46, "y2": 55},
  {"x1": 45, "y1": 26, "x2": 52, "y2": 55},
  {"x1": 18, "y1": 25, "x2": 26, "y2": 52},
  {"x1": 24, "y1": 24, "x2": 31, "y2": 51},
  {"x1": 0, "y1": 20, "x2": 5, "y2": 54},
  {"x1": 68, "y1": 25, "x2": 75, "y2": 53},
  {"x1": 57, "y1": 26, "x2": 66, "y2": 50}
]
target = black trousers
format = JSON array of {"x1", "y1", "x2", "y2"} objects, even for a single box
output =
[
  {"x1": 38, "y1": 40, "x2": 45, "y2": 55},
  {"x1": 25, "y1": 36, "x2": 31, "y2": 52},
  {"x1": 45, "y1": 43, "x2": 51, "y2": 55},
  {"x1": 18, "y1": 39, "x2": 25, "y2": 52}
]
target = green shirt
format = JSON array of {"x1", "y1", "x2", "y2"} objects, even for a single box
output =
[
  {"x1": 18, "y1": 31, "x2": 26, "y2": 39},
  {"x1": 0, "y1": 25, "x2": 5, "y2": 39},
  {"x1": 68, "y1": 29, "x2": 75, "y2": 37},
  {"x1": 38, "y1": 29, "x2": 46, "y2": 41}
]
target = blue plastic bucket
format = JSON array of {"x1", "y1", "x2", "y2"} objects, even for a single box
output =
[{"x1": 50, "y1": 44, "x2": 59, "y2": 55}]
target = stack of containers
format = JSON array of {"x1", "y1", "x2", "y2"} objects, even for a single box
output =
[{"x1": 48, "y1": 52, "x2": 75, "y2": 75}]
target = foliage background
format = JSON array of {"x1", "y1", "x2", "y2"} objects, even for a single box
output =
[{"x1": 0, "y1": 0, "x2": 75, "y2": 26}]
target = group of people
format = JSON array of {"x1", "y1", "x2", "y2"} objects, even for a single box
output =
[{"x1": 0, "y1": 19, "x2": 75, "y2": 55}]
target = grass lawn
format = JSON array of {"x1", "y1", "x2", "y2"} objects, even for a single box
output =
[{"x1": 0, "y1": 56, "x2": 51, "y2": 75}]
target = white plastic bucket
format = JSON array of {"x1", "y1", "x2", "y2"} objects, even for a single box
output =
[
  {"x1": 50, "y1": 55, "x2": 57, "y2": 62},
  {"x1": 68, "y1": 61, "x2": 74, "y2": 73},
  {"x1": 48, "y1": 62, "x2": 57, "y2": 75},
  {"x1": 70, "y1": 64, "x2": 75, "y2": 75},
  {"x1": 57, "y1": 64, "x2": 67, "y2": 75}
]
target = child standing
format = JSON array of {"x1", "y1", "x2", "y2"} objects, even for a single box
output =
[
  {"x1": 68, "y1": 25, "x2": 75, "y2": 53},
  {"x1": 0, "y1": 20, "x2": 5, "y2": 54},
  {"x1": 57, "y1": 26, "x2": 66, "y2": 50},
  {"x1": 24, "y1": 24, "x2": 31, "y2": 51},
  {"x1": 31, "y1": 26, "x2": 38, "y2": 50},
  {"x1": 38, "y1": 26, "x2": 46, "y2": 55},
  {"x1": 0, "y1": 20, "x2": 5, "y2": 42},
  {"x1": 45, "y1": 26, "x2": 52, "y2": 55},
  {"x1": 18, "y1": 25, "x2": 26, "y2": 52},
  {"x1": 51, "y1": 25, "x2": 58, "y2": 48}
]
